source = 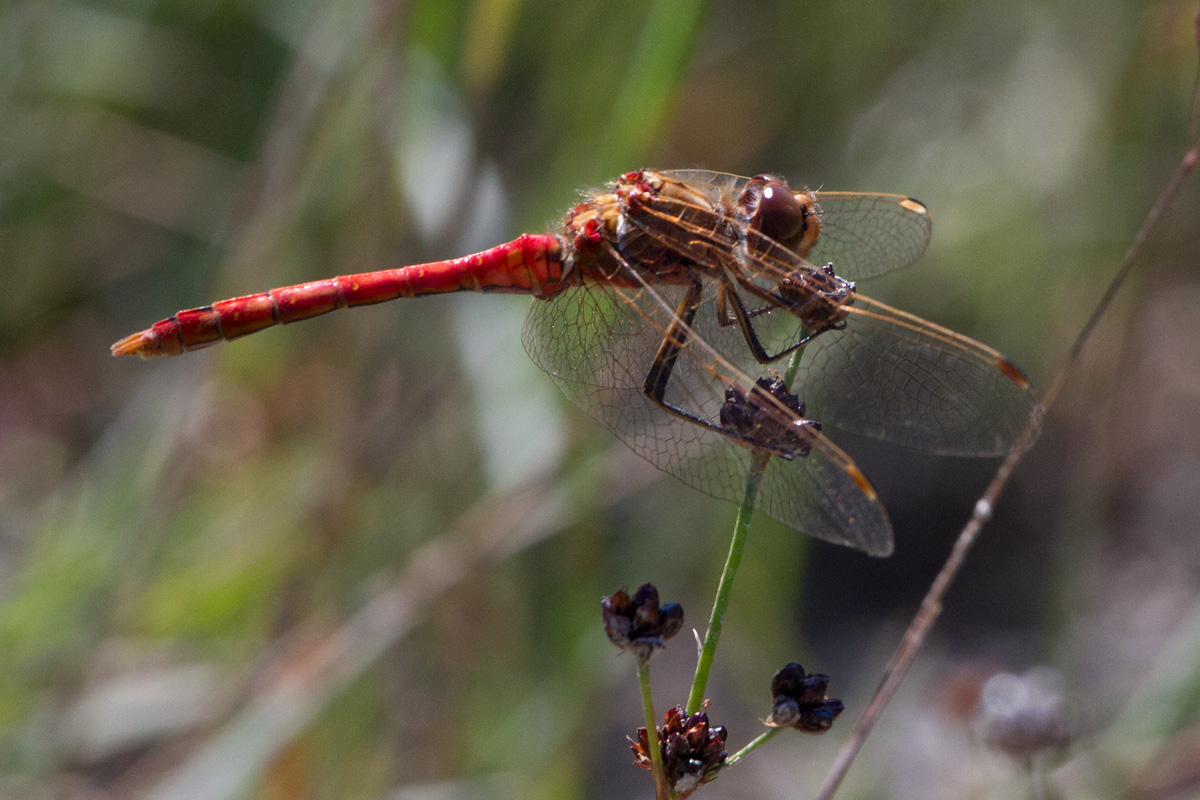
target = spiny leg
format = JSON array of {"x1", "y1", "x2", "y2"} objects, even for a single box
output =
[{"x1": 641, "y1": 277, "x2": 720, "y2": 432}]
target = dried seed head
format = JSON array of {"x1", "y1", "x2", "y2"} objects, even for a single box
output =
[
  {"x1": 631, "y1": 704, "x2": 727, "y2": 798},
  {"x1": 974, "y1": 668, "x2": 1070, "y2": 757},
  {"x1": 601, "y1": 584, "x2": 684, "y2": 663},
  {"x1": 766, "y1": 662, "x2": 844, "y2": 734}
]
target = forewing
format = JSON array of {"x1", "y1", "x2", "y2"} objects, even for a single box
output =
[
  {"x1": 657, "y1": 169, "x2": 751, "y2": 198},
  {"x1": 671, "y1": 288, "x2": 1042, "y2": 457}
]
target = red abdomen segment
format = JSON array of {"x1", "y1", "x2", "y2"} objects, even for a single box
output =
[{"x1": 112, "y1": 234, "x2": 567, "y2": 358}]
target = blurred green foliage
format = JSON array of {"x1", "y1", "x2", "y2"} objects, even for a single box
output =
[{"x1": 1, "y1": 0, "x2": 1199, "y2": 798}]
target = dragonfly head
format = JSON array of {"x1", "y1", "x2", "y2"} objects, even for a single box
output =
[{"x1": 738, "y1": 175, "x2": 821, "y2": 257}]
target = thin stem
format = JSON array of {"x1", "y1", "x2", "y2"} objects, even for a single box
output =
[
  {"x1": 639, "y1": 661, "x2": 670, "y2": 800},
  {"x1": 686, "y1": 346, "x2": 808, "y2": 715},
  {"x1": 685, "y1": 452, "x2": 766, "y2": 715},
  {"x1": 816, "y1": 140, "x2": 1200, "y2": 800},
  {"x1": 724, "y1": 728, "x2": 782, "y2": 767}
]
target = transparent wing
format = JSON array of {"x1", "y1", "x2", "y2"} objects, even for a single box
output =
[
  {"x1": 656, "y1": 168, "x2": 750, "y2": 197},
  {"x1": 797, "y1": 297, "x2": 1042, "y2": 455},
  {"x1": 760, "y1": 436, "x2": 893, "y2": 556},
  {"x1": 521, "y1": 279, "x2": 660, "y2": 390}
]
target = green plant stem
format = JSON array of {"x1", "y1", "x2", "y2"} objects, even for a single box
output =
[
  {"x1": 685, "y1": 451, "x2": 767, "y2": 715},
  {"x1": 686, "y1": 346, "x2": 808, "y2": 715},
  {"x1": 724, "y1": 727, "x2": 782, "y2": 767},
  {"x1": 639, "y1": 661, "x2": 670, "y2": 800}
]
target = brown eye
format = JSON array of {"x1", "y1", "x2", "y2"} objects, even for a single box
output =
[{"x1": 739, "y1": 175, "x2": 808, "y2": 251}]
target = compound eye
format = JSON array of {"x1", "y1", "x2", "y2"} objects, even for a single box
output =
[
  {"x1": 758, "y1": 182, "x2": 804, "y2": 242},
  {"x1": 740, "y1": 176, "x2": 808, "y2": 251}
]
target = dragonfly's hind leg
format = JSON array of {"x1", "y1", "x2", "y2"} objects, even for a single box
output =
[
  {"x1": 714, "y1": 286, "x2": 778, "y2": 326},
  {"x1": 641, "y1": 277, "x2": 710, "y2": 422}
]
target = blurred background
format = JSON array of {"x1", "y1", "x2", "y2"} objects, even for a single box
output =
[{"x1": 2, "y1": 0, "x2": 1199, "y2": 797}]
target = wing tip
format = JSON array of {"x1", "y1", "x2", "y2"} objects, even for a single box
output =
[
  {"x1": 899, "y1": 197, "x2": 928, "y2": 216},
  {"x1": 844, "y1": 464, "x2": 896, "y2": 557},
  {"x1": 869, "y1": 538, "x2": 895, "y2": 558}
]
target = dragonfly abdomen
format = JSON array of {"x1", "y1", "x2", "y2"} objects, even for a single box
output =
[{"x1": 112, "y1": 233, "x2": 568, "y2": 358}]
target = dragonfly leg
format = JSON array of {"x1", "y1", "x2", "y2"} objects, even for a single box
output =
[
  {"x1": 642, "y1": 277, "x2": 712, "y2": 427},
  {"x1": 714, "y1": 279, "x2": 775, "y2": 362}
]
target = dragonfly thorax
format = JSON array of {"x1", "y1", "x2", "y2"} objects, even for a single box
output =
[{"x1": 560, "y1": 175, "x2": 700, "y2": 286}]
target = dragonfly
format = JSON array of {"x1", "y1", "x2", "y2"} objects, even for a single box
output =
[{"x1": 112, "y1": 169, "x2": 1042, "y2": 556}]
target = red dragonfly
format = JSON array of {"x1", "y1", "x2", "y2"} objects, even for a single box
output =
[{"x1": 113, "y1": 169, "x2": 1041, "y2": 556}]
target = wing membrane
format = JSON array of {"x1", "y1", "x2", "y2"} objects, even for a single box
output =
[{"x1": 795, "y1": 297, "x2": 1041, "y2": 455}]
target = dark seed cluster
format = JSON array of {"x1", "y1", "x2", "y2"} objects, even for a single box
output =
[
  {"x1": 631, "y1": 705, "x2": 728, "y2": 798},
  {"x1": 601, "y1": 583, "x2": 684, "y2": 664},
  {"x1": 766, "y1": 662, "x2": 844, "y2": 734}
]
